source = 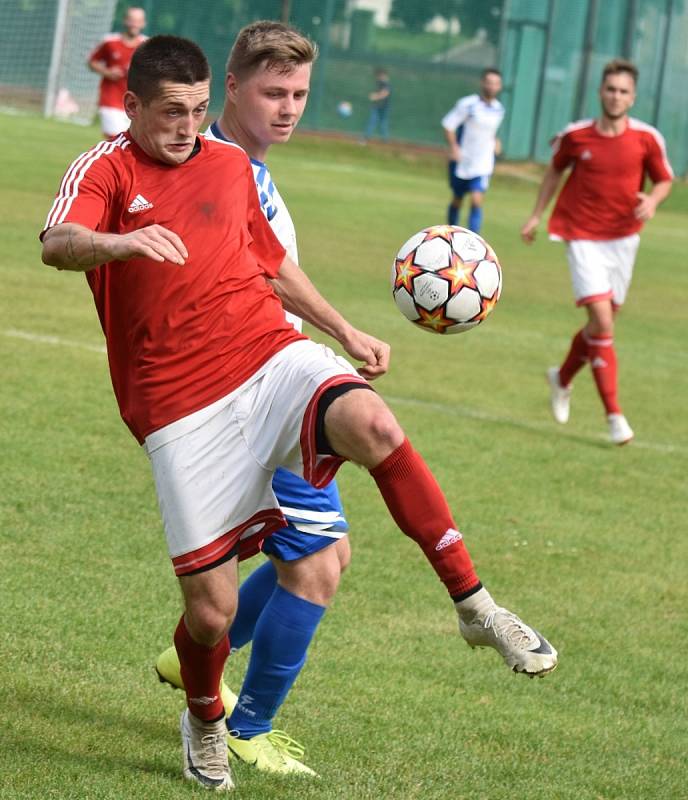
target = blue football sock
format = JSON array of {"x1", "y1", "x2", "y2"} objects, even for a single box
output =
[
  {"x1": 448, "y1": 204, "x2": 459, "y2": 226},
  {"x1": 227, "y1": 585, "x2": 326, "y2": 738},
  {"x1": 468, "y1": 205, "x2": 483, "y2": 233},
  {"x1": 229, "y1": 560, "x2": 278, "y2": 650}
]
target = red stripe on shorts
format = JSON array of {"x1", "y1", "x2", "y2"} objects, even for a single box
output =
[
  {"x1": 172, "y1": 508, "x2": 286, "y2": 575},
  {"x1": 576, "y1": 290, "x2": 613, "y2": 307},
  {"x1": 300, "y1": 374, "x2": 368, "y2": 489}
]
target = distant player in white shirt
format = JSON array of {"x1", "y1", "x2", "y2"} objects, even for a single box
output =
[{"x1": 441, "y1": 68, "x2": 504, "y2": 234}]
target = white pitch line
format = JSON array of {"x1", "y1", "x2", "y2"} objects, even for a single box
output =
[
  {"x1": 4, "y1": 327, "x2": 685, "y2": 455},
  {"x1": 385, "y1": 394, "x2": 688, "y2": 457},
  {"x1": 3, "y1": 328, "x2": 106, "y2": 354}
]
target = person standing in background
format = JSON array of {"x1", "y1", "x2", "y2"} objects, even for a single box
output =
[
  {"x1": 521, "y1": 59, "x2": 673, "y2": 445},
  {"x1": 88, "y1": 6, "x2": 147, "y2": 137},
  {"x1": 363, "y1": 67, "x2": 391, "y2": 142},
  {"x1": 441, "y1": 68, "x2": 504, "y2": 234}
]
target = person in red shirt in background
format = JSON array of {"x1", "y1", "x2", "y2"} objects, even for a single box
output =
[
  {"x1": 88, "y1": 6, "x2": 147, "y2": 136},
  {"x1": 521, "y1": 59, "x2": 673, "y2": 445}
]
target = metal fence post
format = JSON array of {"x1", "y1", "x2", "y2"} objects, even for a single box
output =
[
  {"x1": 310, "y1": 0, "x2": 335, "y2": 130},
  {"x1": 653, "y1": 0, "x2": 673, "y2": 126},
  {"x1": 43, "y1": 0, "x2": 71, "y2": 118}
]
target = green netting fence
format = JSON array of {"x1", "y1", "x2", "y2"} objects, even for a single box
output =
[
  {"x1": 500, "y1": 0, "x2": 688, "y2": 175},
  {"x1": 1, "y1": 0, "x2": 685, "y2": 174}
]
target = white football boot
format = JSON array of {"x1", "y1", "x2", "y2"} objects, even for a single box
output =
[
  {"x1": 607, "y1": 413, "x2": 634, "y2": 446},
  {"x1": 456, "y1": 587, "x2": 558, "y2": 677},
  {"x1": 546, "y1": 366, "x2": 572, "y2": 424},
  {"x1": 180, "y1": 709, "x2": 234, "y2": 791}
]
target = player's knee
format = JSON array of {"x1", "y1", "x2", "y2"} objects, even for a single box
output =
[
  {"x1": 316, "y1": 564, "x2": 341, "y2": 603},
  {"x1": 184, "y1": 597, "x2": 235, "y2": 646},
  {"x1": 274, "y1": 547, "x2": 343, "y2": 605},
  {"x1": 364, "y1": 405, "x2": 404, "y2": 453},
  {"x1": 325, "y1": 391, "x2": 403, "y2": 465},
  {"x1": 586, "y1": 317, "x2": 614, "y2": 337}
]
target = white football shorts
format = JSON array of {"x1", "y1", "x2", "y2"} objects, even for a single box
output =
[
  {"x1": 564, "y1": 234, "x2": 640, "y2": 308},
  {"x1": 144, "y1": 340, "x2": 366, "y2": 576},
  {"x1": 98, "y1": 107, "x2": 131, "y2": 137}
]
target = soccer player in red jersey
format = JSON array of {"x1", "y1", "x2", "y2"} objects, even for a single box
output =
[
  {"x1": 521, "y1": 59, "x2": 673, "y2": 445},
  {"x1": 42, "y1": 36, "x2": 557, "y2": 791},
  {"x1": 88, "y1": 6, "x2": 147, "y2": 137}
]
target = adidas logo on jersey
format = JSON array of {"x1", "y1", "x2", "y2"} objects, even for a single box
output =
[
  {"x1": 128, "y1": 193, "x2": 154, "y2": 213},
  {"x1": 580, "y1": 149, "x2": 593, "y2": 160},
  {"x1": 436, "y1": 528, "x2": 463, "y2": 551}
]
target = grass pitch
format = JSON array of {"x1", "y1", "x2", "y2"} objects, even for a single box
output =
[{"x1": 1, "y1": 114, "x2": 687, "y2": 800}]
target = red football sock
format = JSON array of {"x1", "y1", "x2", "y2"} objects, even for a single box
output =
[
  {"x1": 586, "y1": 331, "x2": 621, "y2": 414},
  {"x1": 370, "y1": 438, "x2": 479, "y2": 598},
  {"x1": 174, "y1": 615, "x2": 229, "y2": 722},
  {"x1": 559, "y1": 327, "x2": 588, "y2": 387}
]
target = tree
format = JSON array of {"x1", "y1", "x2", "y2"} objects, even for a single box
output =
[{"x1": 391, "y1": 0, "x2": 503, "y2": 44}]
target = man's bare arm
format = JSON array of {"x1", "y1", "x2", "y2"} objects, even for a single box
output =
[
  {"x1": 520, "y1": 164, "x2": 566, "y2": 243},
  {"x1": 270, "y1": 254, "x2": 390, "y2": 380},
  {"x1": 87, "y1": 58, "x2": 124, "y2": 80},
  {"x1": 635, "y1": 179, "x2": 672, "y2": 221},
  {"x1": 41, "y1": 223, "x2": 188, "y2": 271},
  {"x1": 443, "y1": 126, "x2": 461, "y2": 162}
]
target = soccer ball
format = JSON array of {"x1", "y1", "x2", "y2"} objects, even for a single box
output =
[
  {"x1": 336, "y1": 101, "x2": 353, "y2": 118},
  {"x1": 391, "y1": 225, "x2": 502, "y2": 334}
]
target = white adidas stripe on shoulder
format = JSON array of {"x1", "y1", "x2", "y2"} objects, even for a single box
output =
[
  {"x1": 550, "y1": 118, "x2": 594, "y2": 154},
  {"x1": 628, "y1": 117, "x2": 674, "y2": 178},
  {"x1": 559, "y1": 118, "x2": 595, "y2": 136},
  {"x1": 45, "y1": 134, "x2": 129, "y2": 230}
]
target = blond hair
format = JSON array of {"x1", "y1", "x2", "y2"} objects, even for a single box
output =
[
  {"x1": 226, "y1": 20, "x2": 317, "y2": 77},
  {"x1": 601, "y1": 58, "x2": 638, "y2": 85}
]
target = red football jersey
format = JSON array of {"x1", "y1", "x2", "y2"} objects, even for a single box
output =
[
  {"x1": 89, "y1": 34, "x2": 146, "y2": 109},
  {"x1": 548, "y1": 118, "x2": 673, "y2": 241},
  {"x1": 42, "y1": 134, "x2": 303, "y2": 443}
]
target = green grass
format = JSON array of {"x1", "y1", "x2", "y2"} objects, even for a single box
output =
[
  {"x1": 371, "y1": 27, "x2": 468, "y2": 57},
  {"x1": 1, "y1": 113, "x2": 687, "y2": 800}
]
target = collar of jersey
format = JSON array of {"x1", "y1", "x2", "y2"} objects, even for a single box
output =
[{"x1": 208, "y1": 121, "x2": 267, "y2": 168}]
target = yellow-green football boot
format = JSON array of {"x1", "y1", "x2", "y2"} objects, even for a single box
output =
[
  {"x1": 227, "y1": 729, "x2": 317, "y2": 776},
  {"x1": 155, "y1": 645, "x2": 238, "y2": 715}
]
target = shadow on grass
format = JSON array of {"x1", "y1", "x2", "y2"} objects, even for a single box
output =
[{"x1": 0, "y1": 684, "x2": 180, "y2": 782}]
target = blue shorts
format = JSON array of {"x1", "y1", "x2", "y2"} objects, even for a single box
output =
[
  {"x1": 261, "y1": 467, "x2": 348, "y2": 562},
  {"x1": 448, "y1": 163, "x2": 490, "y2": 197}
]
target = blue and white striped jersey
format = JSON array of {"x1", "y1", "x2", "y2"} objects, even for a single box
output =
[{"x1": 204, "y1": 120, "x2": 347, "y2": 535}]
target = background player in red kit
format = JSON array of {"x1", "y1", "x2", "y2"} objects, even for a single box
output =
[
  {"x1": 42, "y1": 36, "x2": 557, "y2": 791},
  {"x1": 88, "y1": 6, "x2": 147, "y2": 136},
  {"x1": 521, "y1": 59, "x2": 673, "y2": 445}
]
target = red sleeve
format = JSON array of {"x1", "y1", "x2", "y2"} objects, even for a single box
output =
[
  {"x1": 41, "y1": 144, "x2": 118, "y2": 239},
  {"x1": 89, "y1": 39, "x2": 109, "y2": 62},
  {"x1": 644, "y1": 130, "x2": 674, "y2": 184},
  {"x1": 244, "y1": 161, "x2": 286, "y2": 278},
  {"x1": 551, "y1": 131, "x2": 575, "y2": 171}
]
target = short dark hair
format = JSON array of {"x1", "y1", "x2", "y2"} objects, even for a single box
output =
[
  {"x1": 227, "y1": 20, "x2": 316, "y2": 78},
  {"x1": 481, "y1": 68, "x2": 502, "y2": 80},
  {"x1": 128, "y1": 35, "x2": 210, "y2": 103},
  {"x1": 601, "y1": 58, "x2": 638, "y2": 85}
]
